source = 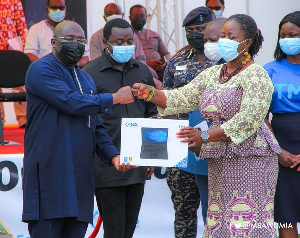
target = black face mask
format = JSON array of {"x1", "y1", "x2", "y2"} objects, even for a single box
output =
[
  {"x1": 131, "y1": 17, "x2": 146, "y2": 31},
  {"x1": 186, "y1": 32, "x2": 205, "y2": 50},
  {"x1": 57, "y1": 42, "x2": 85, "y2": 66}
]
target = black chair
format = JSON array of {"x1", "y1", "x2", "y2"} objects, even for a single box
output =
[{"x1": 0, "y1": 50, "x2": 31, "y2": 145}]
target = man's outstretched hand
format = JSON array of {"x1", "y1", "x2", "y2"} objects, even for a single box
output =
[
  {"x1": 112, "y1": 155, "x2": 138, "y2": 172},
  {"x1": 112, "y1": 86, "x2": 134, "y2": 104}
]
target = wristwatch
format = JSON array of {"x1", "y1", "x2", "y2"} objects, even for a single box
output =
[{"x1": 201, "y1": 131, "x2": 209, "y2": 143}]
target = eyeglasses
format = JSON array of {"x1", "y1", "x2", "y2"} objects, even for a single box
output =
[
  {"x1": 48, "y1": 6, "x2": 66, "y2": 11},
  {"x1": 54, "y1": 35, "x2": 87, "y2": 44},
  {"x1": 207, "y1": 6, "x2": 223, "y2": 11}
]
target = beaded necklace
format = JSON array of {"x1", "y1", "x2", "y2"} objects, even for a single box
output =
[
  {"x1": 219, "y1": 63, "x2": 244, "y2": 83},
  {"x1": 219, "y1": 52, "x2": 252, "y2": 83}
]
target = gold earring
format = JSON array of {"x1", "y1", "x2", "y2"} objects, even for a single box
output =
[{"x1": 242, "y1": 52, "x2": 251, "y2": 65}]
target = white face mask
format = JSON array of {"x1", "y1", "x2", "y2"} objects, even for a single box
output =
[
  {"x1": 204, "y1": 42, "x2": 222, "y2": 62},
  {"x1": 106, "y1": 14, "x2": 122, "y2": 22}
]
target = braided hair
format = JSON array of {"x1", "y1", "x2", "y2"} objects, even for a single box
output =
[
  {"x1": 227, "y1": 14, "x2": 264, "y2": 57},
  {"x1": 274, "y1": 11, "x2": 300, "y2": 60}
]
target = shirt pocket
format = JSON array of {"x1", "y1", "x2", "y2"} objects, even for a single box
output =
[{"x1": 149, "y1": 36, "x2": 159, "y2": 51}]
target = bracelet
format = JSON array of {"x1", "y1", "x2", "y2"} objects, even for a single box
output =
[{"x1": 145, "y1": 85, "x2": 156, "y2": 102}]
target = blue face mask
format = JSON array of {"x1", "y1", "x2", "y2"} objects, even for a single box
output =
[
  {"x1": 279, "y1": 38, "x2": 300, "y2": 56},
  {"x1": 48, "y1": 9, "x2": 65, "y2": 22},
  {"x1": 218, "y1": 38, "x2": 248, "y2": 62},
  {"x1": 107, "y1": 42, "x2": 135, "y2": 63},
  {"x1": 213, "y1": 10, "x2": 223, "y2": 19}
]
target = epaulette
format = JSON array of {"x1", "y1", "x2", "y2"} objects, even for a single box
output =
[
  {"x1": 186, "y1": 48, "x2": 195, "y2": 59},
  {"x1": 170, "y1": 45, "x2": 192, "y2": 62}
]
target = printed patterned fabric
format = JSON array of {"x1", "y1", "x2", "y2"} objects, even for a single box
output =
[
  {"x1": 205, "y1": 155, "x2": 278, "y2": 238},
  {"x1": 158, "y1": 63, "x2": 281, "y2": 237},
  {"x1": 0, "y1": 0, "x2": 28, "y2": 50},
  {"x1": 158, "y1": 63, "x2": 279, "y2": 146}
]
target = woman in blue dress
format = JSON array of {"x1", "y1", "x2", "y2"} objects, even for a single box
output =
[{"x1": 264, "y1": 11, "x2": 300, "y2": 238}]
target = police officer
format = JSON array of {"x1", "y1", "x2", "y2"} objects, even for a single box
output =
[{"x1": 163, "y1": 7, "x2": 215, "y2": 238}]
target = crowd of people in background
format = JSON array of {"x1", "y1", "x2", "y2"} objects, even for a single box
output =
[{"x1": 0, "y1": 0, "x2": 299, "y2": 237}]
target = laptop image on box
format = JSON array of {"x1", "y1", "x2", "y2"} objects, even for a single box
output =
[{"x1": 140, "y1": 127, "x2": 168, "y2": 160}]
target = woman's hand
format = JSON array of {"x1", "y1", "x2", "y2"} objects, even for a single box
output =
[
  {"x1": 188, "y1": 141, "x2": 202, "y2": 156},
  {"x1": 176, "y1": 126, "x2": 202, "y2": 144},
  {"x1": 290, "y1": 154, "x2": 300, "y2": 171},
  {"x1": 278, "y1": 148, "x2": 297, "y2": 168},
  {"x1": 132, "y1": 83, "x2": 150, "y2": 99}
]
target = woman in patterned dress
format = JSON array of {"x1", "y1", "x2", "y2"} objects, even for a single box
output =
[
  {"x1": 133, "y1": 14, "x2": 281, "y2": 238},
  {"x1": 264, "y1": 11, "x2": 300, "y2": 238}
]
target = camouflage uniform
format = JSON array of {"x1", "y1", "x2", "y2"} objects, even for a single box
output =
[{"x1": 163, "y1": 47, "x2": 214, "y2": 238}]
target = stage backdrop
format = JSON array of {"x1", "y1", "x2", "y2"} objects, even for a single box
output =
[{"x1": 21, "y1": 0, "x2": 87, "y2": 35}]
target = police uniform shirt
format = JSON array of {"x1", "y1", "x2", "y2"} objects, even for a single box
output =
[{"x1": 163, "y1": 47, "x2": 215, "y2": 89}]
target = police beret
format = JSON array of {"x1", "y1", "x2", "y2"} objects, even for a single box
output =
[{"x1": 182, "y1": 7, "x2": 213, "y2": 27}]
